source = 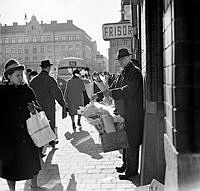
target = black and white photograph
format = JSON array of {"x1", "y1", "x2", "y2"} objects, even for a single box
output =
[{"x1": 0, "y1": 0, "x2": 199, "y2": 191}]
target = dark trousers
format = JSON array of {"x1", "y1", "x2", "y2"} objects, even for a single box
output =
[{"x1": 122, "y1": 146, "x2": 140, "y2": 175}]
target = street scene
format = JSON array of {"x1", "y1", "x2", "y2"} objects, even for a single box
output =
[
  {"x1": 1, "y1": 0, "x2": 200, "y2": 190},
  {"x1": 0, "y1": 105, "x2": 141, "y2": 191}
]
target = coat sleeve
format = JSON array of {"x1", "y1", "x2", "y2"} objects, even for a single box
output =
[
  {"x1": 111, "y1": 69, "x2": 142, "y2": 100},
  {"x1": 49, "y1": 77, "x2": 66, "y2": 107},
  {"x1": 28, "y1": 86, "x2": 42, "y2": 111},
  {"x1": 63, "y1": 80, "x2": 69, "y2": 103},
  {"x1": 80, "y1": 79, "x2": 86, "y2": 92}
]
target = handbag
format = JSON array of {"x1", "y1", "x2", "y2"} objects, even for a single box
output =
[{"x1": 26, "y1": 111, "x2": 56, "y2": 147}]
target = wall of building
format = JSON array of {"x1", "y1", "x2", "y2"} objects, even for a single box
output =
[
  {"x1": 0, "y1": 16, "x2": 97, "y2": 75},
  {"x1": 163, "y1": 1, "x2": 200, "y2": 190},
  {"x1": 140, "y1": 0, "x2": 165, "y2": 185}
]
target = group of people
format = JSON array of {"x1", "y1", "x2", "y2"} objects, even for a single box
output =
[{"x1": 0, "y1": 48, "x2": 144, "y2": 190}]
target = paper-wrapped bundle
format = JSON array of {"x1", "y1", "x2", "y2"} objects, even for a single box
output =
[{"x1": 101, "y1": 114, "x2": 116, "y2": 133}]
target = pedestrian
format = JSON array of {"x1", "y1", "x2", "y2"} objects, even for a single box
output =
[
  {"x1": 26, "y1": 68, "x2": 32, "y2": 84},
  {"x1": 92, "y1": 48, "x2": 144, "y2": 180},
  {"x1": 0, "y1": 59, "x2": 41, "y2": 191},
  {"x1": 64, "y1": 69, "x2": 86, "y2": 132},
  {"x1": 92, "y1": 72, "x2": 104, "y2": 102},
  {"x1": 29, "y1": 70, "x2": 38, "y2": 81},
  {"x1": 30, "y1": 59, "x2": 68, "y2": 148},
  {"x1": 81, "y1": 67, "x2": 93, "y2": 106}
]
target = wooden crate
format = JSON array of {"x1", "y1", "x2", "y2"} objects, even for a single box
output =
[{"x1": 100, "y1": 129, "x2": 129, "y2": 153}]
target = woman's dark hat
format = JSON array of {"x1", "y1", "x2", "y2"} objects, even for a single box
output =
[
  {"x1": 116, "y1": 48, "x2": 132, "y2": 60},
  {"x1": 4, "y1": 59, "x2": 25, "y2": 76},
  {"x1": 40, "y1": 60, "x2": 53, "y2": 68},
  {"x1": 30, "y1": 71, "x2": 38, "y2": 76},
  {"x1": 73, "y1": 69, "x2": 80, "y2": 75}
]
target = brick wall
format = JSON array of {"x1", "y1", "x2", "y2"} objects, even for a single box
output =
[{"x1": 163, "y1": 0, "x2": 196, "y2": 153}]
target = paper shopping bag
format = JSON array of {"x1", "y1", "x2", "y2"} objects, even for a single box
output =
[{"x1": 26, "y1": 111, "x2": 56, "y2": 147}]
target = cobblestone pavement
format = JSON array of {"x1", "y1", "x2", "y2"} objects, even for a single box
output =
[{"x1": 0, "y1": 105, "x2": 140, "y2": 191}]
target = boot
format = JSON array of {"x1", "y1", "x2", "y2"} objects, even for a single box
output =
[
  {"x1": 116, "y1": 163, "x2": 126, "y2": 173},
  {"x1": 77, "y1": 119, "x2": 81, "y2": 126},
  {"x1": 72, "y1": 122, "x2": 76, "y2": 132}
]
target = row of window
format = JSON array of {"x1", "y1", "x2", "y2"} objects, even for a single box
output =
[
  {"x1": 2, "y1": 52, "x2": 82, "y2": 64},
  {"x1": 0, "y1": 34, "x2": 80, "y2": 44},
  {"x1": 2, "y1": 44, "x2": 81, "y2": 54},
  {"x1": 110, "y1": 39, "x2": 131, "y2": 47},
  {"x1": 3, "y1": 56, "x2": 48, "y2": 63}
]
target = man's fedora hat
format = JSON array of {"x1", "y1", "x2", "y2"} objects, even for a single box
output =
[
  {"x1": 116, "y1": 48, "x2": 132, "y2": 60},
  {"x1": 4, "y1": 59, "x2": 25, "y2": 76},
  {"x1": 40, "y1": 59, "x2": 53, "y2": 68}
]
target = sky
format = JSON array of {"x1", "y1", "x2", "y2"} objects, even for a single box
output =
[{"x1": 0, "y1": 0, "x2": 121, "y2": 58}]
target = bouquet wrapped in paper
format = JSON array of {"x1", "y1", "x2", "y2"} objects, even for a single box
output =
[
  {"x1": 78, "y1": 102, "x2": 113, "y2": 133},
  {"x1": 78, "y1": 102, "x2": 128, "y2": 152},
  {"x1": 78, "y1": 102, "x2": 124, "y2": 134}
]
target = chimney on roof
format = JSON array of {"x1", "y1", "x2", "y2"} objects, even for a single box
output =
[
  {"x1": 13, "y1": 22, "x2": 18, "y2": 26},
  {"x1": 51, "y1": 21, "x2": 57, "y2": 24},
  {"x1": 67, "y1": 20, "x2": 73, "y2": 24}
]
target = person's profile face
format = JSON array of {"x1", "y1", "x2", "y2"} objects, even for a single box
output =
[{"x1": 118, "y1": 56, "x2": 129, "y2": 68}]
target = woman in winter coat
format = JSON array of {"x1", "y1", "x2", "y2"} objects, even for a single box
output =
[
  {"x1": 64, "y1": 69, "x2": 86, "y2": 132},
  {"x1": 0, "y1": 59, "x2": 41, "y2": 191}
]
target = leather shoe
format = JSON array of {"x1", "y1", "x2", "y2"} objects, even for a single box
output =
[
  {"x1": 119, "y1": 173, "x2": 138, "y2": 180},
  {"x1": 116, "y1": 165, "x2": 126, "y2": 173},
  {"x1": 77, "y1": 120, "x2": 81, "y2": 126}
]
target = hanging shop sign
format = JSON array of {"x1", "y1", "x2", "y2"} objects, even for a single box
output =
[{"x1": 102, "y1": 22, "x2": 133, "y2": 41}]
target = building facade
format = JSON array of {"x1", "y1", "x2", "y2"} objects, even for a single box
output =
[
  {"x1": 95, "y1": 52, "x2": 108, "y2": 73},
  {"x1": 0, "y1": 15, "x2": 98, "y2": 75},
  {"x1": 136, "y1": 0, "x2": 200, "y2": 190},
  {"x1": 102, "y1": 0, "x2": 133, "y2": 74}
]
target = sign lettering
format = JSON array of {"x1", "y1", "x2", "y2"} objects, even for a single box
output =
[{"x1": 102, "y1": 22, "x2": 133, "y2": 40}]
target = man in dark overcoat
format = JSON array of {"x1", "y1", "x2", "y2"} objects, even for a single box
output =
[
  {"x1": 94, "y1": 48, "x2": 144, "y2": 180},
  {"x1": 112, "y1": 49, "x2": 144, "y2": 179},
  {"x1": 30, "y1": 60, "x2": 68, "y2": 148}
]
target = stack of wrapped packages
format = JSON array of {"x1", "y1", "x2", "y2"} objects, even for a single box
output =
[{"x1": 78, "y1": 102, "x2": 129, "y2": 152}]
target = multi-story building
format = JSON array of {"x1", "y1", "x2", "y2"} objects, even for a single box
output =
[
  {"x1": 0, "y1": 15, "x2": 98, "y2": 75},
  {"x1": 102, "y1": 0, "x2": 132, "y2": 74},
  {"x1": 95, "y1": 52, "x2": 108, "y2": 73}
]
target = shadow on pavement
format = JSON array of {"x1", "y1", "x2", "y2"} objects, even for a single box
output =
[
  {"x1": 64, "y1": 130, "x2": 103, "y2": 159},
  {"x1": 23, "y1": 148, "x2": 64, "y2": 191},
  {"x1": 66, "y1": 174, "x2": 77, "y2": 191},
  {"x1": 43, "y1": 148, "x2": 58, "y2": 165}
]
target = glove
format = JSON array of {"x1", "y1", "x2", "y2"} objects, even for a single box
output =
[
  {"x1": 27, "y1": 101, "x2": 37, "y2": 114},
  {"x1": 62, "y1": 106, "x2": 68, "y2": 119}
]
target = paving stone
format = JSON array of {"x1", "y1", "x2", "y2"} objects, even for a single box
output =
[{"x1": 0, "y1": 105, "x2": 139, "y2": 190}]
